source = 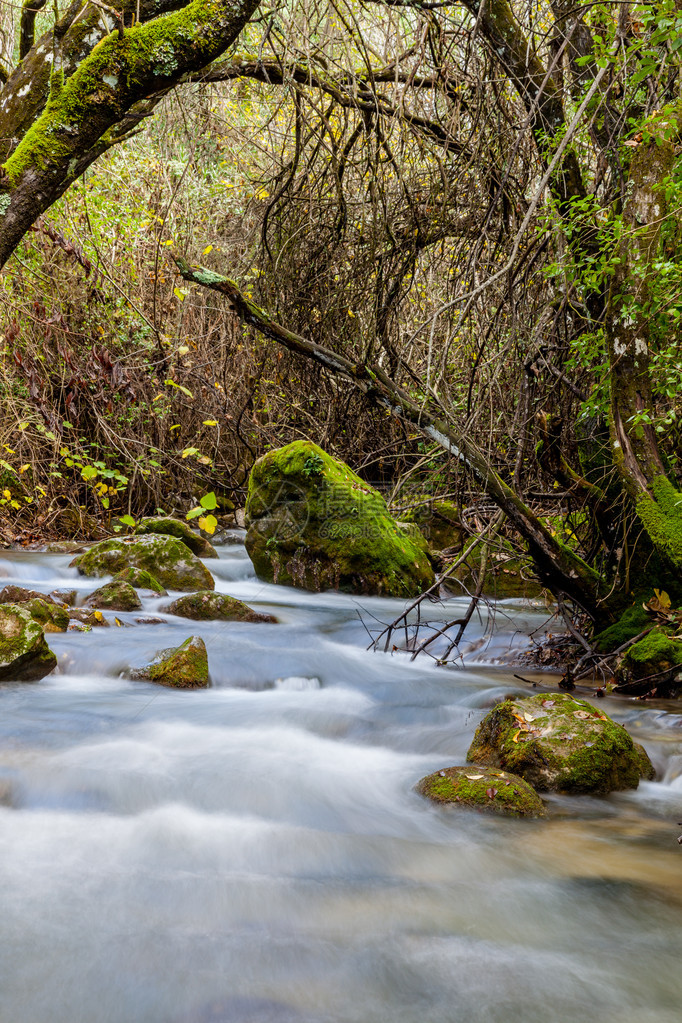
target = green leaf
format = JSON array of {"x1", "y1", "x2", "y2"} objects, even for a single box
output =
[
  {"x1": 186, "y1": 506, "x2": 203, "y2": 520},
  {"x1": 199, "y1": 491, "x2": 218, "y2": 510},
  {"x1": 81, "y1": 466, "x2": 98, "y2": 481},
  {"x1": 118, "y1": 514, "x2": 136, "y2": 528}
]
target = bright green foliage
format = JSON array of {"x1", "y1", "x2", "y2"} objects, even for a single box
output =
[{"x1": 621, "y1": 627, "x2": 682, "y2": 680}]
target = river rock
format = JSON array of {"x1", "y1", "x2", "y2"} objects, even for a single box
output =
[
  {"x1": 467, "y1": 692, "x2": 653, "y2": 795},
  {"x1": 132, "y1": 635, "x2": 209, "y2": 688},
  {"x1": 70, "y1": 534, "x2": 215, "y2": 592},
  {"x1": 67, "y1": 608, "x2": 110, "y2": 628},
  {"x1": 134, "y1": 516, "x2": 218, "y2": 558},
  {"x1": 0, "y1": 603, "x2": 57, "y2": 681},
  {"x1": 113, "y1": 567, "x2": 167, "y2": 595},
  {"x1": 162, "y1": 591, "x2": 276, "y2": 623},
  {"x1": 84, "y1": 580, "x2": 142, "y2": 612},
  {"x1": 23, "y1": 598, "x2": 70, "y2": 632},
  {"x1": 0, "y1": 585, "x2": 56, "y2": 604},
  {"x1": 245, "y1": 441, "x2": 435, "y2": 597},
  {"x1": 416, "y1": 764, "x2": 546, "y2": 818}
]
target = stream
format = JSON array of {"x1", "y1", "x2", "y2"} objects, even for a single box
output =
[{"x1": 1, "y1": 539, "x2": 681, "y2": 1023}]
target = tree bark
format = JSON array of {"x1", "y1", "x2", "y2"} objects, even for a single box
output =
[{"x1": 0, "y1": 0, "x2": 261, "y2": 268}]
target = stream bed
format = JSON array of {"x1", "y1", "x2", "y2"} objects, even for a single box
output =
[{"x1": 1, "y1": 540, "x2": 681, "y2": 1023}]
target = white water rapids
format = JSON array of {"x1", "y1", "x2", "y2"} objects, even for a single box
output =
[{"x1": 0, "y1": 539, "x2": 681, "y2": 1023}]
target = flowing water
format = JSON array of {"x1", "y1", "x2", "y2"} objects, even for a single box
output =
[{"x1": 1, "y1": 540, "x2": 681, "y2": 1023}]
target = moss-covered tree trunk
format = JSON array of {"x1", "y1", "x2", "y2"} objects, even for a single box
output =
[
  {"x1": 606, "y1": 112, "x2": 682, "y2": 573},
  {"x1": 0, "y1": 0, "x2": 261, "y2": 267}
]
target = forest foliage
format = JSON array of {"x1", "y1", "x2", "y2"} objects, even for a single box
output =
[{"x1": 0, "y1": 0, "x2": 682, "y2": 633}]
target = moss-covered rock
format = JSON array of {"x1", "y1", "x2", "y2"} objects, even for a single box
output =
[
  {"x1": 245, "y1": 441, "x2": 435, "y2": 597},
  {"x1": 162, "y1": 591, "x2": 276, "y2": 623},
  {"x1": 402, "y1": 498, "x2": 464, "y2": 551},
  {"x1": 593, "y1": 603, "x2": 651, "y2": 653},
  {"x1": 23, "y1": 598, "x2": 70, "y2": 633},
  {"x1": 0, "y1": 603, "x2": 57, "y2": 681},
  {"x1": 416, "y1": 764, "x2": 546, "y2": 818},
  {"x1": 467, "y1": 693, "x2": 652, "y2": 795},
  {"x1": 84, "y1": 580, "x2": 142, "y2": 612},
  {"x1": 134, "y1": 516, "x2": 218, "y2": 558},
  {"x1": 114, "y1": 567, "x2": 167, "y2": 595},
  {"x1": 67, "y1": 608, "x2": 109, "y2": 628},
  {"x1": 0, "y1": 585, "x2": 54, "y2": 604},
  {"x1": 71, "y1": 534, "x2": 215, "y2": 593},
  {"x1": 132, "y1": 635, "x2": 209, "y2": 689},
  {"x1": 620, "y1": 628, "x2": 682, "y2": 680}
]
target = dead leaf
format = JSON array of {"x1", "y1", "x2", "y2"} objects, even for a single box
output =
[
  {"x1": 512, "y1": 729, "x2": 521, "y2": 743},
  {"x1": 524, "y1": 712, "x2": 535, "y2": 722},
  {"x1": 466, "y1": 774, "x2": 484, "y2": 780},
  {"x1": 573, "y1": 710, "x2": 591, "y2": 719},
  {"x1": 486, "y1": 787, "x2": 498, "y2": 799}
]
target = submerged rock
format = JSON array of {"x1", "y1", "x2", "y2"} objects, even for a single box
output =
[
  {"x1": 84, "y1": 580, "x2": 142, "y2": 612},
  {"x1": 114, "y1": 567, "x2": 167, "y2": 595},
  {"x1": 134, "y1": 516, "x2": 218, "y2": 558},
  {"x1": 0, "y1": 603, "x2": 57, "y2": 681},
  {"x1": 132, "y1": 635, "x2": 209, "y2": 689},
  {"x1": 245, "y1": 441, "x2": 435, "y2": 597},
  {"x1": 416, "y1": 764, "x2": 546, "y2": 818},
  {"x1": 467, "y1": 693, "x2": 653, "y2": 795},
  {"x1": 71, "y1": 534, "x2": 214, "y2": 593},
  {"x1": 162, "y1": 591, "x2": 276, "y2": 623}
]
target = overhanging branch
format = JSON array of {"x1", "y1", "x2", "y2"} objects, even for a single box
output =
[{"x1": 175, "y1": 254, "x2": 603, "y2": 615}]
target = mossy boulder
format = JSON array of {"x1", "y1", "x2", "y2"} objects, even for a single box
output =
[
  {"x1": 593, "y1": 603, "x2": 651, "y2": 653},
  {"x1": 620, "y1": 628, "x2": 682, "y2": 681},
  {"x1": 245, "y1": 441, "x2": 435, "y2": 597},
  {"x1": 467, "y1": 693, "x2": 653, "y2": 795},
  {"x1": 0, "y1": 585, "x2": 55, "y2": 604},
  {"x1": 0, "y1": 604, "x2": 57, "y2": 681},
  {"x1": 132, "y1": 635, "x2": 209, "y2": 689},
  {"x1": 84, "y1": 580, "x2": 142, "y2": 612},
  {"x1": 23, "y1": 598, "x2": 70, "y2": 633},
  {"x1": 162, "y1": 591, "x2": 276, "y2": 623},
  {"x1": 416, "y1": 764, "x2": 546, "y2": 818},
  {"x1": 402, "y1": 498, "x2": 464, "y2": 551},
  {"x1": 114, "y1": 567, "x2": 167, "y2": 595},
  {"x1": 134, "y1": 516, "x2": 218, "y2": 559},
  {"x1": 71, "y1": 534, "x2": 215, "y2": 593}
]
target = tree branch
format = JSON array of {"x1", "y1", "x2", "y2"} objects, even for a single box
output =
[{"x1": 175, "y1": 255, "x2": 603, "y2": 616}]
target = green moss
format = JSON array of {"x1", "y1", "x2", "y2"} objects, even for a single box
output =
[
  {"x1": 23, "y1": 598, "x2": 69, "y2": 632},
  {"x1": 114, "y1": 567, "x2": 167, "y2": 594},
  {"x1": 0, "y1": 603, "x2": 57, "y2": 681},
  {"x1": 134, "y1": 516, "x2": 218, "y2": 558},
  {"x1": 136, "y1": 635, "x2": 209, "y2": 689},
  {"x1": 621, "y1": 627, "x2": 682, "y2": 680},
  {"x1": 636, "y1": 476, "x2": 682, "y2": 568},
  {"x1": 245, "y1": 441, "x2": 435, "y2": 597},
  {"x1": 71, "y1": 534, "x2": 215, "y2": 592},
  {"x1": 416, "y1": 765, "x2": 546, "y2": 818},
  {"x1": 467, "y1": 693, "x2": 651, "y2": 795},
  {"x1": 3, "y1": 0, "x2": 253, "y2": 185},
  {"x1": 84, "y1": 580, "x2": 142, "y2": 612},
  {"x1": 593, "y1": 603, "x2": 650, "y2": 653},
  {"x1": 162, "y1": 591, "x2": 276, "y2": 623}
]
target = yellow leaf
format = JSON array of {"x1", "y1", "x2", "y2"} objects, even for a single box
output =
[
  {"x1": 512, "y1": 730, "x2": 521, "y2": 743},
  {"x1": 202, "y1": 244, "x2": 213, "y2": 255},
  {"x1": 203, "y1": 419, "x2": 218, "y2": 426},
  {"x1": 94, "y1": 611, "x2": 103, "y2": 621},
  {"x1": 655, "y1": 588, "x2": 671, "y2": 609},
  {"x1": 19, "y1": 464, "x2": 30, "y2": 473},
  {"x1": 177, "y1": 345, "x2": 190, "y2": 356},
  {"x1": 2, "y1": 489, "x2": 10, "y2": 499},
  {"x1": 197, "y1": 514, "x2": 217, "y2": 535}
]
